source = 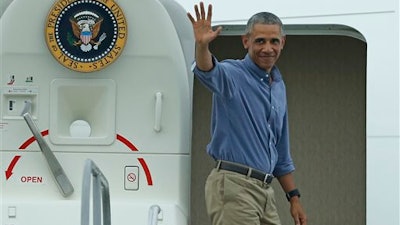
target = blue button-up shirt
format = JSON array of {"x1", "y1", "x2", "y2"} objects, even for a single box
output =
[{"x1": 193, "y1": 54, "x2": 295, "y2": 177}]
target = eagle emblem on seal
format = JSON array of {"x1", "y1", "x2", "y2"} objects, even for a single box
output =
[{"x1": 69, "y1": 11, "x2": 107, "y2": 52}]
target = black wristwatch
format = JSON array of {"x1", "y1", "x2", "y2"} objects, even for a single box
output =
[{"x1": 286, "y1": 188, "x2": 301, "y2": 201}]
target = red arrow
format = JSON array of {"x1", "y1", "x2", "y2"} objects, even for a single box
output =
[{"x1": 5, "y1": 155, "x2": 21, "y2": 180}]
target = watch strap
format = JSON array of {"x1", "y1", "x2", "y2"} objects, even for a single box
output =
[{"x1": 286, "y1": 188, "x2": 301, "y2": 201}]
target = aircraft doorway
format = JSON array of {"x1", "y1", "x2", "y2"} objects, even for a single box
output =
[{"x1": 191, "y1": 25, "x2": 367, "y2": 225}]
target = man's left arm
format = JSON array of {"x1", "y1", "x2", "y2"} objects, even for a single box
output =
[{"x1": 277, "y1": 173, "x2": 307, "y2": 225}]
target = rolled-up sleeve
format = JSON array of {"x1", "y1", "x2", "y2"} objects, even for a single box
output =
[
  {"x1": 272, "y1": 108, "x2": 295, "y2": 177},
  {"x1": 192, "y1": 56, "x2": 236, "y2": 98}
]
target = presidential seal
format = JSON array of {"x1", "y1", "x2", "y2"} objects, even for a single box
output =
[{"x1": 45, "y1": 0, "x2": 127, "y2": 72}]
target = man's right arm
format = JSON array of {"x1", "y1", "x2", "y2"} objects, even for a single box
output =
[{"x1": 195, "y1": 43, "x2": 213, "y2": 71}]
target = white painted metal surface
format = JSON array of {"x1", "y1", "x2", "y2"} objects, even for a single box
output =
[{"x1": 1, "y1": 0, "x2": 194, "y2": 224}]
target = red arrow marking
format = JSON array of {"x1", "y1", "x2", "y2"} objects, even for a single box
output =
[
  {"x1": 138, "y1": 158, "x2": 153, "y2": 185},
  {"x1": 116, "y1": 134, "x2": 138, "y2": 151},
  {"x1": 18, "y1": 131, "x2": 153, "y2": 185},
  {"x1": 5, "y1": 155, "x2": 21, "y2": 180},
  {"x1": 19, "y1": 130, "x2": 49, "y2": 150}
]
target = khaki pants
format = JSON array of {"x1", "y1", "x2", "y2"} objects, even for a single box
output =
[{"x1": 205, "y1": 168, "x2": 281, "y2": 225}]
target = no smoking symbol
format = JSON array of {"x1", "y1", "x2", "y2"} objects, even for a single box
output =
[{"x1": 127, "y1": 173, "x2": 136, "y2": 182}]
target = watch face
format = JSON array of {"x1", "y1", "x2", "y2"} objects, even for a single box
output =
[{"x1": 45, "y1": 0, "x2": 127, "y2": 72}]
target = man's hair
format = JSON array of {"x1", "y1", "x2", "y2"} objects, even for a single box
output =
[{"x1": 245, "y1": 12, "x2": 285, "y2": 36}]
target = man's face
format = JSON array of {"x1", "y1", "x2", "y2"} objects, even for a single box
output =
[{"x1": 242, "y1": 24, "x2": 286, "y2": 72}]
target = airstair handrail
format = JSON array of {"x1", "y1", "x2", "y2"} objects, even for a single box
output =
[
  {"x1": 148, "y1": 205, "x2": 161, "y2": 225},
  {"x1": 81, "y1": 159, "x2": 111, "y2": 225}
]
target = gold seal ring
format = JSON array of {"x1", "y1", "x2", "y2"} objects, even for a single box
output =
[{"x1": 45, "y1": 0, "x2": 127, "y2": 72}]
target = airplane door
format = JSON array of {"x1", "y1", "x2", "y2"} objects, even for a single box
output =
[{"x1": 1, "y1": 0, "x2": 194, "y2": 224}]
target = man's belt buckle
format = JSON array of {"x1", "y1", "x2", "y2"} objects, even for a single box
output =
[{"x1": 263, "y1": 174, "x2": 273, "y2": 184}]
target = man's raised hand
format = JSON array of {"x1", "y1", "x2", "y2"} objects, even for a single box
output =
[{"x1": 187, "y1": 2, "x2": 222, "y2": 46}]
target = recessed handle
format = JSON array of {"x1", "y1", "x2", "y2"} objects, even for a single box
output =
[{"x1": 154, "y1": 92, "x2": 163, "y2": 132}]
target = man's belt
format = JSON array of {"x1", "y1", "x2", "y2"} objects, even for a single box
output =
[{"x1": 216, "y1": 160, "x2": 274, "y2": 184}]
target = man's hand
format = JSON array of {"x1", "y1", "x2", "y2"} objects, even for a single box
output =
[
  {"x1": 290, "y1": 198, "x2": 307, "y2": 225},
  {"x1": 187, "y1": 2, "x2": 222, "y2": 46},
  {"x1": 187, "y1": 2, "x2": 221, "y2": 71}
]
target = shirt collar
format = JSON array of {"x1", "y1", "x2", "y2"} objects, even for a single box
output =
[{"x1": 243, "y1": 54, "x2": 282, "y2": 82}]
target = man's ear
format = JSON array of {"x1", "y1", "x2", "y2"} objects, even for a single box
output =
[
  {"x1": 242, "y1": 35, "x2": 249, "y2": 49},
  {"x1": 281, "y1": 35, "x2": 286, "y2": 49}
]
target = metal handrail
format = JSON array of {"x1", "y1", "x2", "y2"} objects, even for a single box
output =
[
  {"x1": 81, "y1": 159, "x2": 111, "y2": 225},
  {"x1": 22, "y1": 112, "x2": 74, "y2": 197},
  {"x1": 148, "y1": 205, "x2": 161, "y2": 225}
]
